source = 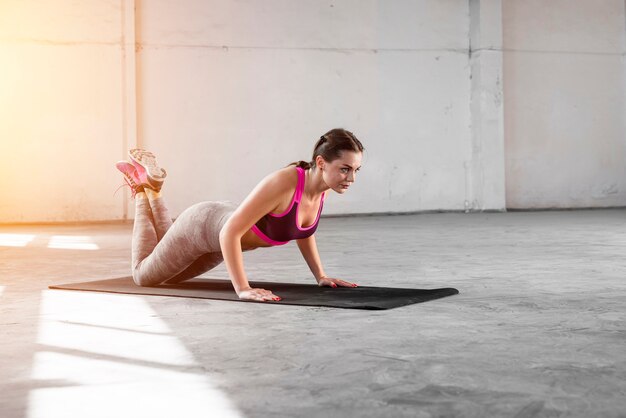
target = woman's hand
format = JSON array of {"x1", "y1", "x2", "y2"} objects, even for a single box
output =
[
  {"x1": 237, "y1": 287, "x2": 282, "y2": 302},
  {"x1": 317, "y1": 276, "x2": 358, "y2": 288}
]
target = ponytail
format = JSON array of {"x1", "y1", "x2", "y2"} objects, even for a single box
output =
[
  {"x1": 287, "y1": 160, "x2": 314, "y2": 169},
  {"x1": 287, "y1": 129, "x2": 363, "y2": 170}
]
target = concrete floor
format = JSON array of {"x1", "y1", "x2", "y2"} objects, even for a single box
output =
[{"x1": 1, "y1": 209, "x2": 625, "y2": 418}]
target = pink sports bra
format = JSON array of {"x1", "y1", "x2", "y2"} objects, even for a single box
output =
[{"x1": 251, "y1": 167, "x2": 326, "y2": 246}]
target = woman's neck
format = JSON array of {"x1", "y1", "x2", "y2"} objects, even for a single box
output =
[{"x1": 303, "y1": 167, "x2": 329, "y2": 200}]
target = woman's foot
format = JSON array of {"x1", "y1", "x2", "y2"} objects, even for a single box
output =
[
  {"x1": 129, "y1": 149, "x2": 166, "y2": 192},
  {"x1": 115, "y1": 161, "x2": 144, "y2": 198}
]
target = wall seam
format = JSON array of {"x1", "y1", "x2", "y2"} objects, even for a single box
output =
[
  {"x1": 467, "y1": 0, "x2": 478, "y2": 211},
  {"x1": 121, "y1": 0, "x2": 138, "y2": 220},
  {"x1": 136, "y1": 44, "x2": 468, "y2": 54},
  {"x1": 121, "y1": 0, "x2": 128, "y2": 220}
]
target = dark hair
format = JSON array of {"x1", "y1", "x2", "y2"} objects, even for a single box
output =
[{"x1": 288, "y1": 128, "x2": 364, "y2": 170}]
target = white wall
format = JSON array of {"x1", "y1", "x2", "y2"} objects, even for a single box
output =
[
  {"x1": 137, "y1": 0, "x2": 477, "y2": 217},
  {"x1": 0, "y1": 0, "x2": 133, "y2": 222},
  {"x1": 503, "y1": 0, "x2": 626, "y2": 208},
  {"x1": 1, "y1": 0, "x2": 624, "y2": 222}
]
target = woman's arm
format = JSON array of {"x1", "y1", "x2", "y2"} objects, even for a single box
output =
[
  {"x1": 296, "y1": 235, "x2": 327, "y2": 282},
  {"x1": 296, "y1": 235, "x2": 358, "y2": 288},
  {"x1": 218, "y1": 231, "x2": 250, "y2": 294},
  {"x1": 219, "y1": 170, "x2": 291, "y2": 300}
]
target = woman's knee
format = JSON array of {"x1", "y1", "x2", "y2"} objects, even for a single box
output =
[
  {"x1": 132, "y1": 265, "x2": 160, "y2": 287},
  {"x1": 132, "y1": 272, "x2": 149, "y2": 287}
]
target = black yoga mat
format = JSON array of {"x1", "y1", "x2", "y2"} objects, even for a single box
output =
[{"x1": 49, "y1": 277, "x2": 459, "y2": 310}]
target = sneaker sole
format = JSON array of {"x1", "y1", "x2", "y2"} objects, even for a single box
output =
[{"x1": 129, "y1": 149, "x2": 167, "y2": 183}]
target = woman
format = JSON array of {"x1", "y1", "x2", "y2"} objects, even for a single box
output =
[{"x1": 115, "y1": 128, "x2": 364, "y2": 302}]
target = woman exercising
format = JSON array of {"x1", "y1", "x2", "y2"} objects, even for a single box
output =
[{"x1": 115, "y1": 128, "x2": 364, "y2": 302}]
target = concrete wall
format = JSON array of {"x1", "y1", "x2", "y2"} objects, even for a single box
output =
[
  {"x1": 0, "y1": 0, "x2": 134, "y2": 222},
  {"x1": 468, "y1": 0, "x2": 506, "y2": 211},
  {"x1": 136, "y1": 0, "x2": 476, "y2": 217},
  {"x1": 503, "y1": 0, "x2": 626, "y2": 208},
  {"x1": 1, "y1": 0, "x2": 624, "y2": 222}
]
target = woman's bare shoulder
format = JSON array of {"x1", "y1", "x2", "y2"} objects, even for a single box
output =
[
  {"x1": 225, "y1": 166, "x2": 299, "y2": 234},
  {"x1": 263, "y1": 165, "x2": 299, "y2": 189}
]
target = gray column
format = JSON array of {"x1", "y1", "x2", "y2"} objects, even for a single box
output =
[{"x1": 467, "y1": 0, "x2": 506, "y2": 211}]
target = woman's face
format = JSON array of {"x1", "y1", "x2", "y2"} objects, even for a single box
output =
[{"x1": 318, "y1": 151, "x2": 363, "y2": 194}]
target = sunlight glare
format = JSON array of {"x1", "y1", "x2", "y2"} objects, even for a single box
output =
[
  {"x1": 37, "y1": 291, "x2": 194, "y2": 365},
  {"x1": 0, "y1": 233, "x2": 36, "y2": 247},
  {"x1": 47, "y1": 236, "x2": 99, "y2": 250},
  {"x1": 29, "y1": 291, "x2": 243, "y2": 418},
  {"x1": 29, "y1": 352, "x2": 242, "y2": 418}
]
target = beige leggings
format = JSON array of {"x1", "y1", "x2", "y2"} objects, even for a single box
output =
[{"x1": 131, "y1": 197, "x2": 236, "y2": 287}]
